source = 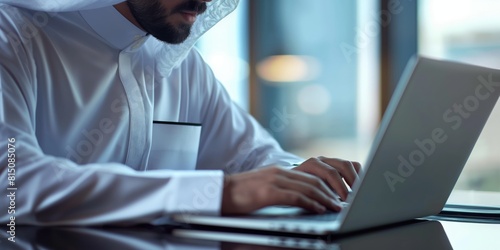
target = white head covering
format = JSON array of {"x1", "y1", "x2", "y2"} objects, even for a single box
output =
[
  {"x1": 0, "y1": 0, "x2": 124, "y2": 12},
  {"x1": 1, "y1": 0, "x2": 239, "y2": 76}
]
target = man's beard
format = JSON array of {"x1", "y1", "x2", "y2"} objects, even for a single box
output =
[{"x1": 127, "y1": 0, "x2": 207, "y2": 44}]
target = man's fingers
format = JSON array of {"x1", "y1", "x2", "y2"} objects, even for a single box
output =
[
  {"x1": 295, "y1": 158, "x2": 350, "y2": 200},
  {"x1": 323, "y1": 167, "x2": 350, "y2": 201},
  {"x1": 279, "y1": 190, "x2": 326, "y2": 213},
  {"x1": 317, "y1": 157, "x2": 359, "y2": 187},
  {"x1": 278, "y1": 168, "x2": 337, "y2": 200},
  {"x1": 274, "y1": 175, "x2": 341, "y2": 212},
  {"x1": 221, "y1": 166, "x2": 348, "y2": 215},
  {"x1": 270, "y1": 188, "x2": 343, "y2": 213},
  {"x1": 351, "y1": 161, "x2": 362, "y2": 173}
]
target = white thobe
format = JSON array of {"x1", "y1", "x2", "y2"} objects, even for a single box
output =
[{"x1": 0, "y1": 3, "x2": 302, "y2": 225}]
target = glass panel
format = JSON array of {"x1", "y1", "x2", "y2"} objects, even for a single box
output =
[
  {"x1": 419, "y1": 0, "x2": 500, "y2": 206},
  {"x1": 251, "y1": 0, "x2": 380, "y2": 164}
]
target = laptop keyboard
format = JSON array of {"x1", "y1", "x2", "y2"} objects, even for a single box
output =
[
  {"x1": 285, "y1": 201, "x2": 348, "y2": 221},
  {"x1": 247, "y1": 201, "x2": 349, "y2": 222}
]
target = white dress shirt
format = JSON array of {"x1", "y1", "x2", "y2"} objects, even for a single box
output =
[{"x1": 0, "y1": 2, "x2": 302, "y2": 225}]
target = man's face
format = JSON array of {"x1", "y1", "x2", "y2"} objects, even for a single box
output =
[{"x1": 127, "y1": 0, "x2": 208, "y2": 44}]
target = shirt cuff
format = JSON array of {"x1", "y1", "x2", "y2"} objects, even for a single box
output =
[{"x1": 164, "y1": 170, "x2": 224, "y2": 216}]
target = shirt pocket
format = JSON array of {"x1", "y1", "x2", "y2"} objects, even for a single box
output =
[{"x1": 146, "y1": 121, "x2": 202, "y2": 171}]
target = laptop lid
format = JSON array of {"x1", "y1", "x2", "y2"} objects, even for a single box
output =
[{"x1": 338, "y1": 56, "x2": 500, "y2": 233}]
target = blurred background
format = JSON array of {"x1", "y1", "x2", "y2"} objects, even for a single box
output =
[{"x1": 197, "y1": 0, "x2": 500, "y2": 205}]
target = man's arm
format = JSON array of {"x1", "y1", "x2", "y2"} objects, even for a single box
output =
[{"x1": 0, "y1": 7, "x2": 223, "y2": 225}]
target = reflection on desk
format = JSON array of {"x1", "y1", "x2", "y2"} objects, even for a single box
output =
[
  {"x1": 172, "y1": 220, "x2": 452, "y2": 249},
  {"x1": 1, "y1": 220, "x2": 499, "y2": 250}
]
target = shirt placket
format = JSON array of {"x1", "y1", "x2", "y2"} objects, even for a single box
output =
[{"x1": 118, "y1": 48, "x2": 147, "y2": 168}]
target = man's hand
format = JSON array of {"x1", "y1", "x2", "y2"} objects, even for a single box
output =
[
  {"x1": 221, "y1": 166, "x2": 343, "y2": 215},
  {"x1": 292, "y1": 157, "x2": 362, "y2": 201}
]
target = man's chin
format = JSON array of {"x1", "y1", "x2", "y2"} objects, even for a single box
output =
[
  {"x1": 150, "y1": 28, "x2": 191, "y2": 44},
  {"x1": 154, "y1": 36, "x2": 189, "y2": 44}
]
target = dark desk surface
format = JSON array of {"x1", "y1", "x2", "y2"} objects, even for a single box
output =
[{"x1": 1, "y1": 218, "x2": 500, "y2": 250}]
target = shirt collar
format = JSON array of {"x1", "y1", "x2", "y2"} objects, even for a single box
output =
[{"x1": 80, "y1": 5, "x2": 148, "y2": 51}]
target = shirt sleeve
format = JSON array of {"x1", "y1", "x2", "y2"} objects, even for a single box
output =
[
  {"x1": 0, "y1": 7, "x2": 223, "y2": 226},
  {"x1": 190, "y1": 50, "x2": 304, "y2": 173}
]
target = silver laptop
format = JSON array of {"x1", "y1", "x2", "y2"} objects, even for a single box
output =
[{"x1": 172, "y1": 56, "x2": 500, "y2": 235}]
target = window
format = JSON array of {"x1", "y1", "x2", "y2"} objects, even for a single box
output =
[
  {"x1": 248, "y1": 0, "x2": 379, "y2": 163},
  {"x1": 419, "y1": 0, "x2": 500, "y2": 207}
]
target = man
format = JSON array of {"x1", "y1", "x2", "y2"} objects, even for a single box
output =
[{"x1": 0, "y1": 0, "x2": 360, "y2": 225}]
